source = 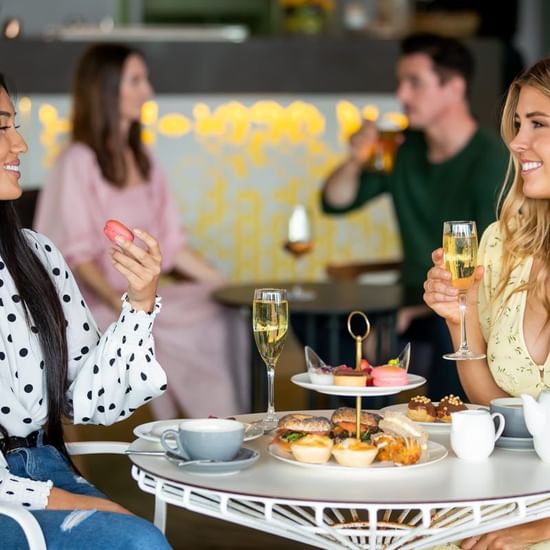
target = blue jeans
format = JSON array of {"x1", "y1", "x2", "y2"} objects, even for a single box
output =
[{"x1": 0, "y1": 432, "x2": 172, "y2": 549}]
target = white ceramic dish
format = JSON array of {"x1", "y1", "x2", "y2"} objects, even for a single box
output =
[
  {"x1": 381, "y1": 402, "x2": 486, "y2": 429},
  {"x1": 291, "y1": 372, "x2": 426, "y2": 397},
  {"x1": 268, "y1": 441, "x2": 447, "y2": 472},
  {"x1": 495, "y1": 435, "x2": 534, "y2": 451},
  {"x1": 133, "y1": 419, "x2": 263, "y2": 444},
  {"x1": 165, "y1": 447, "x2": 260, "y2": 475}
]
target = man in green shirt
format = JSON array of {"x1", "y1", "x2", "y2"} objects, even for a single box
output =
[{"x1": 321, "y1": 34, "x2": 508, "y2": 399}]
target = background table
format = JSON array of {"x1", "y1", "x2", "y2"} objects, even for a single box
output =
[
  {"x1": 130, "y1": 411, "x2": 550, "y2": 549},
  {"x1": 213, "y1": 281, "x2": 406, "y2": 410}
]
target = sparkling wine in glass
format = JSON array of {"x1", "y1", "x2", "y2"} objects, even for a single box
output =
[
  {"x1": 284, "y1": 205, "x2": 315, "y2": 301},
  {"x1": 252, "y1": 288, "x2": 289, "y2": 431},
  {"x1": 442, "y1": 221, "x2": 486, "y2": 360}
]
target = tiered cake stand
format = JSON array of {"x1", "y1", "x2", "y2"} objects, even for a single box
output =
[{"x1": 291, "y1": 311, "x2": 426, "y2": 438}]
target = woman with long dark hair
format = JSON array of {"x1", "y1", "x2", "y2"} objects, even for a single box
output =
[
  {"x1": 0, "y1": 74, "x2": 171, "y2": 548},
  {"x1": 35, "y1": 43, "x2": 248, "y2": 419}
]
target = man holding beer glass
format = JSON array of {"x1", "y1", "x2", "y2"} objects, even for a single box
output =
[{"x1": 320, "y1": 33, "x2": 508, "y2": 399}]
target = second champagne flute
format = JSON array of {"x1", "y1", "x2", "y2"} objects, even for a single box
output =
[
  {"x1": 442, "y1": 220, "x2": 486, "y2": 361},
  {"x1": 252, "y1": 288, "x2": 289, "y2": 431}
]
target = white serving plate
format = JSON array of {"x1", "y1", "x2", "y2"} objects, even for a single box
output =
[
  {"x1": 291, "y1": 372, "x2": 426, "y2": 397},
  {"x1": 268, "y1": 440, "x2": 447, "y2": 473},
  {"x1": 381, "y1": 402, "x2": 486, "y2": 429}
]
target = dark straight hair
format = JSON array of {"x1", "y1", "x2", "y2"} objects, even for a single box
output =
[
  {"x1": 401, "y1": 32, "x2": 475, "y2": 97},
  {"x1": 71, "y1": 42, "x2": 151, "y2": 187},
  {"x1": 0, "y1": 74, "x2": 70, "y2": 460}
]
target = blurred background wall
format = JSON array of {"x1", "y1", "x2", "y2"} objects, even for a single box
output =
[{"x1": 0, "y1": 0, "x2": 545, "y2": 282}]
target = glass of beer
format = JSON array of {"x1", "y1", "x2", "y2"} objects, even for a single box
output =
[
  {"x1": 252, "y1": 288, "x2": 289, "y2": 430},
  {"x1": 442, "y1": 221, "x2": 486, "y2": 360}
]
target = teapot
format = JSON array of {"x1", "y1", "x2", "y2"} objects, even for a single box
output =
[{"x1": 521, "y1": 390, "x2": 550, "y2": 463}]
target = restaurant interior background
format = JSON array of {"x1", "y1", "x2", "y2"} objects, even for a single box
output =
[
  {"x1": 0, "y1": 0, "x2": 546, "y2": 285},
  {"x1": 1, "y1": 3, "x2": 549, "y2": 549}
]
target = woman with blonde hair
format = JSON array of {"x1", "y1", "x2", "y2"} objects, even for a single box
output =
[{"x1": 424, "y1": 57, "x2": 550, "y2": 548}]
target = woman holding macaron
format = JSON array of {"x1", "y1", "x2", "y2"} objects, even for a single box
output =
[
  {"x1": 424, "y1": 57, "x2": 550, "y2": 549},
  {"x1": 0, "y1": 72, "x2": 170, "y2": 548}
]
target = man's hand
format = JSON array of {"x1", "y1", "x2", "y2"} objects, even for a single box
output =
[{"x1": 349, "y1": 121, "x2": 379, "y2": 164}]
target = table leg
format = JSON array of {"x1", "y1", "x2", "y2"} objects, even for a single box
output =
[{"x1": 153, "y1": 497, "x2": 167, "y2": 533}]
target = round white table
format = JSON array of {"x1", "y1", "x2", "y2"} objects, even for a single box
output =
[{"x1": 129, "y1": 411, "x2": 550, "y2": 549}]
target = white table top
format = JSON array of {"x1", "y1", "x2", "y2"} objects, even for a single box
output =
[{"x1": 128, "y1": 410, "x2": 550, "y2": 506}]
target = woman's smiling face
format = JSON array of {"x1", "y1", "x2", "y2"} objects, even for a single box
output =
[
  {"x1": 509, "y1": 85, "x2": 550, "y2": 200},
  {"x1": 0, "y1": 86, "x2": 27, "y2": 201}
]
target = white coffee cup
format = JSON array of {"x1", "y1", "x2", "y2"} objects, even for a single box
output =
[{"x1": 450, "y1": 409, "x2": 505, "y2": 461}]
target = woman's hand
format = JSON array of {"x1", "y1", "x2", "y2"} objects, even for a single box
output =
[
  {"x1": 461, "y1": 518, "x2": 550, "y2": 549},
  {"x1": 47, "y1": 487, "x2": 132, "y2": 515},
  {"x1": 110, "y1": 228, "x2": 162, "y2": 313},
  {"x1": 423, "y1": 248, "x2": 483, "y2": 326}
]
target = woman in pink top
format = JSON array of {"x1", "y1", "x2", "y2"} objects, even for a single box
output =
[{"x1": 35, "y1": 43, "x2": 248, "y2": 419}]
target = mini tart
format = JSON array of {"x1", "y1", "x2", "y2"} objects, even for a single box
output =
[
  {"x1": 437, "y1": 394, "x2": 467, "y2": 423},
  {"x1": 290, "y1": 434, "x2": 334, "y2": 464},
  {"x1": 407, "y1": 395, "x2": 437, "y2": 422},
  {"x1": 331, "y1": 438, "x2": 378, "y2": 467},
  {"x1": 333, "y1": 371, "x2": 367, "y2": 387}
]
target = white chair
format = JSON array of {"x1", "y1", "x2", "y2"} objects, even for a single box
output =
[{"x1": 0, "y1": 441, "x2": 166, "y2": 550}]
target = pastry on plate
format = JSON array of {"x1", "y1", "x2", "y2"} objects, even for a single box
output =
[
  {"x1": 407, "y1": 395, "x2": 437, "y2": 422},
  {"x1": 371, "y1": 433, "x2": 422, "y2": 466},
  {"x1": 290, "y1": 434, "x2": 334, "y2": 464},
  {"x1": 331, "y1": 438, "x2": 378, "y2": 467},
  {"x1": 333, "y1": 366, "x2": 367, "y2": 386},
  {"x1": 437, "y1": 394, "x2": 467, "y2": 423}
]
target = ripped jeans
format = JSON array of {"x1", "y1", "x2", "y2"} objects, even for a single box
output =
[{"x1": 1, "y1": 433, "x2": 172, "y2": 549}]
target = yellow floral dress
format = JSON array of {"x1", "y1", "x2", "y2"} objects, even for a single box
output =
[{"x1": 478, "y1": 222, "x2": 550, "y2": 397}]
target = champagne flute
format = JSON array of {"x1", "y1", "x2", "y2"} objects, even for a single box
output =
[
  {"x1": 442, "y1": 221, "x2": 486, "y2": 360},
  {"x1": 252, "y1": 288, "x2": 289, "y2": 431},
  {"x1": 284, "y1": 204, "x2": 315, "y2": 301}
]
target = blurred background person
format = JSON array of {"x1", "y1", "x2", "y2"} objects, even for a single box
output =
[
  {"x1": 318, "y1": 33, "x2": 508, "y2": 400},
  {"x1": 35, "y1": 43, "x2": 248, "y2": 420}
]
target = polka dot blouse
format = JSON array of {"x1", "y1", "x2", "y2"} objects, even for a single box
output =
[{"x1": 0, "y1": 230, "x2": 167, "y2": 508}]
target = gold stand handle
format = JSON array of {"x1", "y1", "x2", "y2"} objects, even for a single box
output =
[{"x1": 346, "y1": 311, "x2": 371, "y2": 441}]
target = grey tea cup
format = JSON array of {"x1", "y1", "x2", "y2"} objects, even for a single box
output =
[
  {"x1": 489, "y1": 397, "x2": 530, "y2": 438},
  {"x1": 160, "y1": 418, "x2": 245, "y2": 462}
]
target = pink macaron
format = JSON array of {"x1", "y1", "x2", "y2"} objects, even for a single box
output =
[
  {"x1": 371, "y1": 365, "x2": 408, "y2": 387},
  {"x1": 104, "y1": 219, "x2": 134, "y2": 243}
]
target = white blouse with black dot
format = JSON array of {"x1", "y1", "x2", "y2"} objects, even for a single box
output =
[{"x1": 0, "y1": 230, "x2": 167, "y2": 509}]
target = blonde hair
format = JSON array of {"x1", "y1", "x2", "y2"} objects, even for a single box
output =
[{"x1": 497, "y1": 57, "x2": 550, "y2": 316}]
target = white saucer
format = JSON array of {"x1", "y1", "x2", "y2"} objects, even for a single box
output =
[
  {"x1": 164, "y1": 447, "x2": 260, "y2": 475},
  {"x1": 134, "y1": 420, "x2": 263, "y2": 444},
  {"x1": 495, "y1": 435, "x2": 534, "y2": 451}
]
